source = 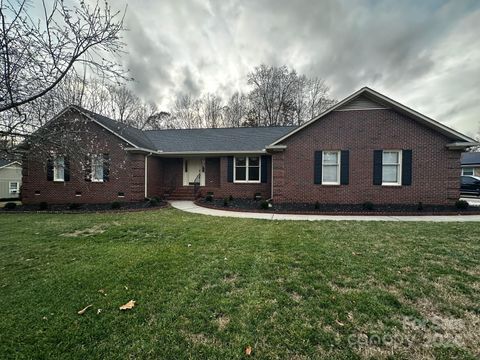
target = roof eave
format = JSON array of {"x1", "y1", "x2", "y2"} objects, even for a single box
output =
[
  {"x1": 265, "y1": 145, "x2": 287, "y2": 152},
  {"x1": 446, "y1": 142, "x2": 479, "y2": 150},
  {"x1": 124, "y1": 148, "x2": 267, "y2": 156}
]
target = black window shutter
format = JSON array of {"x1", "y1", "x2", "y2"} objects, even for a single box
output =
[
  {"x1": 373, "y1": 150, "x2": 383, "y2": 185},
  {"x1": 64, "y1": 158, "x2": 71, "y2": 182},
  {"x1": 46, "y1": 159, "x2": 54, "y2": 181},
  {"x1": 402, "y1": 150, "x2": 412, "y2": 186},
  {"x1": 103, "y1": 154, "x2": 110, "y2": 182},
  {"x1": 314, "y1": 151, "x2": 322, "y2": 184},
  {"x1": 340, "y1": 150, "x2": 349, "y2": 185},
  {"x1": 84, "y1": 155, "x2": 91, "y2": 182},
  {"x1": 227, "y1": 156, "x2": 234, "y2": 182},
  {"x1": 261, "y1": 155, "x2": 269, "y2": 183}
]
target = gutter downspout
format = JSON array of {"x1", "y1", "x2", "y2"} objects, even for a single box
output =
[{"x1": 144, "y1": 153, "x2": 152, "y2": 199}]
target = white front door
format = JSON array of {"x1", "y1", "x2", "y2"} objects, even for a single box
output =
[{"x1": 183, "y1": 158, "x2": 205, "y2": 186}]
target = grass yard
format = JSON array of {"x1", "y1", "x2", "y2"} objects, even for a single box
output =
[{"x1": 1, "y1": 208, "x2": 479, "y2": 359}]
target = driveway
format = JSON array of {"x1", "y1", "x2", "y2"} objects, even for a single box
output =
[{"x1": 170, "y1": 201, "x2": 480, "y2": 222}]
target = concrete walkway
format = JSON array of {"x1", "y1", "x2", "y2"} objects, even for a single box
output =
[{"x1": 169, "y1": 201, "x2": 480, "y2": 222}]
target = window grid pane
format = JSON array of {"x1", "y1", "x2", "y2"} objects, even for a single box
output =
[
  {"x1": 323, "y1": 165, "x2": 338, "y2": 183},
  {"x1": 322, "y1": 151, "x2": 339, "y2": 184},
  {"x1": 323, "y1": 152, "x2": 339, "y2": 165},
  {"x1": 91, "y1": 155, "x2": 104, "y2": 181},
  {"x1": 9, "y1": 182, "x2": 18, "y2": 193},
  {"x1": 382, "y1": 165, "x2": 399, "y2": 183},
  {"x1": 54, "y1": 157, "x2": 64, "y2": 181},
  {"x1": 382, "y1": 151, "x2": 401, "y2": 184},
  {"x1": 236, "y1": 167, "x2": 246, "y2": 181},
  {"x1": 383, "y1": 151, "x2": 399, "y2": 164},
  {"x1": 235, "y1": 157, "x2": 246, "y2": 166},
  {"x1": 462, "y1": 168, "x2": 474, "y2": 176},
  {"x1": 235, "y1": 156, "x2": 261, "y2": 182}
]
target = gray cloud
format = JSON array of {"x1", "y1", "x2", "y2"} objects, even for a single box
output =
[{"x1": 115, "y1": 0, "x2": 480, "y2": 136}]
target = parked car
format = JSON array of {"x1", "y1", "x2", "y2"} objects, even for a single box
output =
[{"x1": 460, "y1": 175, "x2": 480, "y2": 196}]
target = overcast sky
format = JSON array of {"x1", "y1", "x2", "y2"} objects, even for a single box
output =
[{"x1": 113, "y1": 0, "x2": 480, "y2": 136}]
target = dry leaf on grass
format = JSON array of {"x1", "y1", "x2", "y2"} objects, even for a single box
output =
[
  {"x1": 77, "y1": 304, "x2": 92, "y2": 315},
  {"x1": 245, "y1": 346, "x2": 252, "y2": 356},
  {"x1": 335, "y1": 319, "x2": 345, "y2": 327},
  {"x1": 119, "y1": 300, "x2": 136, "y2": 310}
]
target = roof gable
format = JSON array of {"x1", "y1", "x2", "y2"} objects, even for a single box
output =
[
  {"x1": 269, "y1": 87, "x2": 477, "y2": 147},
  {"x1": 70, "y1": 106, "x2": 155, "y2": 149},
  {"x1": 335, "y1": 94, "x2": 388, "y2": 111},
  {"x1": 0, "y1": 160, "x2": 20, "y2": 169}
]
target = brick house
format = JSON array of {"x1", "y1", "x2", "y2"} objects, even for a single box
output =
[
  {"x1": 21, "y1": 87, "x2": 477, "y2": 205},
  {"x1": 461, "y1": 152, "x2": 480, "y2": 177}
]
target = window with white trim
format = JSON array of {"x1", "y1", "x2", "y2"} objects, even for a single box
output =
[
  {"x1": 382, "y1": 150, "x2": 402, "y2": 185},
  {"x1": 322, "y1": 151, "x2": 340, "y2": 185},
  {"x1": 91, "y1": 154, "x2": 104, "y2": 182},
  {"x1": 234, "y1": 156, "x2": 260, "y2": 183},
  {"x1": 53, "y1": 156, "x2": 65, "y2": 182},
  {"x1": 462, "y1": 167, "x2": 474, "y2": 176},
  {"x1": 9, "y1": 182, "x2": 19, "y2": 194}
]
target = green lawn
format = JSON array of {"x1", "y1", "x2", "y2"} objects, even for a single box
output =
[{"x1": 1, "y1": 208, "x2": 479, "y2": 359}]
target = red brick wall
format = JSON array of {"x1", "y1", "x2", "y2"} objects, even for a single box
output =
[
  {"x1": 205, "y1": 157, "x2": 220, "y2": 187},
  {"x1": 272, "y1": 109, "x2": 461, "y2": 205},
  {"x1": 146, "y1": 156, "x2": 163, "y2": 198},
  {"x1": 205, "y1": 156, "x2": 270, "y2": 199},
  {"x1": 22, "y1": 113, "x2": 146, "y2": 204}
]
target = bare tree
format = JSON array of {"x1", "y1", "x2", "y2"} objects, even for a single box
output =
[
  {"x1": 171, "y1": 94, "x2": 201, "y2": 129},
  {"x1": 0, "y1": 0, "x2": 126, "y2": 156},
  {"x1": 247, "y1": 65, "x2": 299, "y2": 126},
  {"x1": 201, "y1": 93, "x2": 224, "y2": 128},
  {"x1": 224, "y1": 92, "x2": 248, "y2": 127},
  {"x1": 143, "y1": 111, "x2": 172, "y2": 130},
  {"x1": 108, "y1": 86, "x2": 141, "y2": 124},
  {"x1": 292, "y1": 76, "x2": 336, "y2": 125}
]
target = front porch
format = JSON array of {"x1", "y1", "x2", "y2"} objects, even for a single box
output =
[{"x1": 145, "y1": 155, "x2": 271, "y2": 201}]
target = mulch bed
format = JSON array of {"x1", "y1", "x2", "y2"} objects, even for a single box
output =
[
  {"x1": 1, "y1": 201, "x2": 169, "y2": 214},
  {"x1": 197, "y1": 198, "x2": 480, "y2": 216}
]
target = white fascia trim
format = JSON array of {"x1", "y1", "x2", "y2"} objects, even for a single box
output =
[
  {"x1": 124, "y1": 149, "x2": 266, "y2": 156},
  {"x1": 265, "y1": 145, "x2": 287, "y2": 151},
  {"x1": 268, "y1": 87, "x2": 476, "y2": 146},
  {"x1": 446, "y1": 142, "x2": 479, "y2": 149},
  {"x1": 0, "y1": 161, "x2": 21, "y2": 170}
]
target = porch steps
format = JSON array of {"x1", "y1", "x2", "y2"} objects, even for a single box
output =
[{"x1": 165, "y1": 187, "x2": 197, "y2": 200}]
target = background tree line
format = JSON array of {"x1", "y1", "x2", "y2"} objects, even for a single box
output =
[
  {"x1": 19, "y1": 64, "x2": 337, "y2": 132},
  {"x1": 0, "y1": 0, "x2": 335, "y2": 159}
]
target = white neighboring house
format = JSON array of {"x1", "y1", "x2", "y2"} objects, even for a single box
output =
[{"x1": 0, "y1": 160, "x2": 22, "y2": 199}]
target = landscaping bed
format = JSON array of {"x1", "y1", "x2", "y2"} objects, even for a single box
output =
[
  {"x1": 1, "y1": 199, "x2": 168, "y2": 213},
  {"x1": 197, "y1": 198, "x2": 480, "y2": 215}
]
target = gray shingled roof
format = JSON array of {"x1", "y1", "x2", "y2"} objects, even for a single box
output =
[
  {"x1": 144, "y1": 127, "x2": 296, "y2": 152},
  {"x1": 461, "y1": 152, "x2": 480, "y2": 165},
  {"x1": 72, "y1": 105, "x2": 155, "y2": 149},
  {"x1": 71, "y1": 105, "x2": 295, "y2": 152}
]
